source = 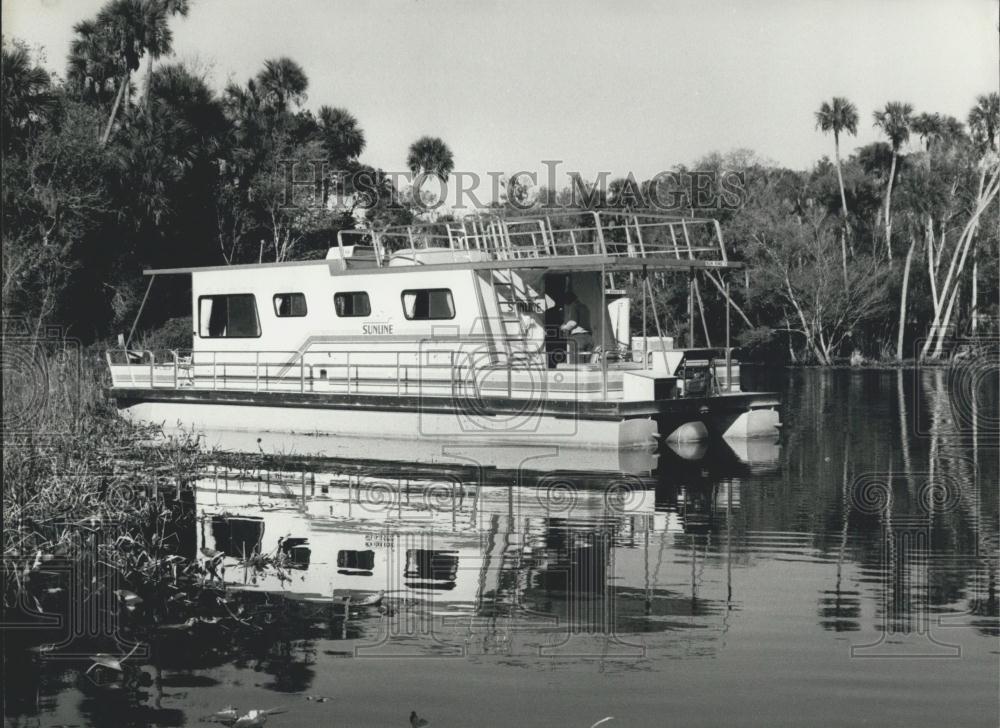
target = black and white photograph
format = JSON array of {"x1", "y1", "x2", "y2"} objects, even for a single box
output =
[{"x1": 2, "y1": 1, "x2": 998, "y2": 726}]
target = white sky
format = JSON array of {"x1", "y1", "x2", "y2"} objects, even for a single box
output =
[{"x1": 4, "y1": 0, "x2": 998, "y2": 183}]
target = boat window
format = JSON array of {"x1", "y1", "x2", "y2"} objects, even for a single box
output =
[
  {"x1": 401, "y1": 289, "x2": 455, "y2": 320},
  {"x1": 273, "y1": 292, "x2": 308, "y2": 317},
  {"x1": 334, "y1": 291, "x2": 371, "y2": 317},
  {"x1": 198, "y1": 294, "x2": 261, "y2": 338}
]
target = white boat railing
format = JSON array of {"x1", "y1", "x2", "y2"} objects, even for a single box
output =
[
  {"x1": 106, "y1": 345, "x2": 740, "y2": 400},
  {"x1": 337, "y1": 211, "x2": 729, "y2": 268},
  {"x1": 106, "y1": 347, "x2": 622, "y2": 400}
]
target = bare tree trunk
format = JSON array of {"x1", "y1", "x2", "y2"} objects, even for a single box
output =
[
  {"x1": 970, "y1": 240, "x2": 978, "y2": 334},
  {"x1": 834, "y1": 135, "x2": 850, "y2": 283},
  {"x1": 785, "y1": 315, "x2": 797, "y2": 363},
  {"x1": 144, "y1": 54, "x2": 154, "y2": 117},
  {"x1": 930, "y1": 281, "x2": 961, "y2": 359},
  {"x1": 884, "y1": 152, "x2": 897, "y2": 260},
  {"x1": 926, "y1": 216, "x2": 938, "y2": 311},
  {"x1": 896, "y1": 233, "x2": 916, "y2": 360},
  {"x1": 920, "y1": 166, "x2": 999, "y2": 359},
  {"x1": 101, "y1": 70, "x2": 130, "y2": 146}
]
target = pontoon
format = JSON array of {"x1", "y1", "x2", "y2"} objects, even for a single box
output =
[{"x1": 106, "y1": 211, "x2": 780, "y2": 450}]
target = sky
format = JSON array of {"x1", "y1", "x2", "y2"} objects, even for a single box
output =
[{"x1": 4, "y1": 0, "x2": 998, "y2": 187}]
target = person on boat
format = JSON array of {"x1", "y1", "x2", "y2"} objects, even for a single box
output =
[{"x1": 560, "y1": 290, "x2": 592, "y2": 364}]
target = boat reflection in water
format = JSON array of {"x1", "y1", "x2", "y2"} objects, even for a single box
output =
[{"x1": 193, "y1": 435, "x2": 778, "y2": 657}]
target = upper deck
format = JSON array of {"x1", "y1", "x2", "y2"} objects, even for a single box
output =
[
  {"x1": 341, "y1": 210, "x2": 739, "y2": 272},
  {"x1": 144, "y1": 211, "x2": 743, "y2": 278}
]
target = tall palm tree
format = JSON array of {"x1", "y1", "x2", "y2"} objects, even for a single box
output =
[
  {"x1": 911, "y1": 112, "x2": 943, "y2": 152},
  {"x1": 142, "y1": 0, "x2": 190, "y2": 115},
  {"x1": 968, "y1": 92, "x2": 999, "y2": 152},
  {"x1": 406, "y1": 136, "x2": 454, "y2": 182},
  {"x1": 255, "y1": 57, "x2": 308, "y2": 113},
  {"x1": 318, "y1": 106, "x2": 365, "y2": 163},
  {"x1": 815, "y1": 96, "x2": 858, "y2": 281},
  {"x1": 2, "y1": 44, "x2": 55, "y2": 146},
  {"x1": 67, "y1": 18, "x2": 120, "y2": 106},
  {"x1": 872, "y1": 101, "x2": 913, "y2": 259},
  {"x1": 95, "y1": 0, "x2": 172, "y2": 145}
]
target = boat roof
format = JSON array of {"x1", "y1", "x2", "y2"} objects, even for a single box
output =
[
  {"x1": 145, "y1": 211, "x2": 744, "y2": 276},
  {"x1": 143, "y1": 253, "x2": 742, "y2": 277}
]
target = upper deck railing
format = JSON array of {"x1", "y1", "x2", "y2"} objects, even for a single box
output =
[{"x1": 336, "y1": 210, "x2": 729, "y2": 269}]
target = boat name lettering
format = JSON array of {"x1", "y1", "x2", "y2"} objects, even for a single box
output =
[{"x1": 362, "y1": 323, "x2": 394, "y2": 335}]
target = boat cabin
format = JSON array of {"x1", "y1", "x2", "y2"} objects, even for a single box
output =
[{"x1": 106, "y1": 211, "x2": 781, "y2": 447}]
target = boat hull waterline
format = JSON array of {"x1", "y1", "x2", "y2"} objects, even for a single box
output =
[{"x1": 114, "y1": 388, "x2": 781, "y2": 449}]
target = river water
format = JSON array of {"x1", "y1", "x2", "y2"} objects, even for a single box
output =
[{"x1": 4, "y1": 368, "x2": 998, "y2": 727}]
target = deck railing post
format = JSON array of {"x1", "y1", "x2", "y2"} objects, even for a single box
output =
[
  {"x1": 255, "y1": 351, "x2": 260, "y2": 392},
  {"x1": 725, "y1": 277, "x2": 732, "y2": 392},
  {"x1": 592, "y1": 211, "x2": 607, "y2": 255},
  {"x1": 688, "y1": 271, "x2": 695, "y2": 349},
  {"x1": 301, "y1": 355, "x2": 305, "y2": 393},
  {"x1": 714, "y1": 219, "x2": 728, "y2": 262},
  {"x1": 601, "y1": 264, "x2": 608, "y2": 399},
  {"x1": 633, "y1": 214, "x2": 646, "y2": 256}
]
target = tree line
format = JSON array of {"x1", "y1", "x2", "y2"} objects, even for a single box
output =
[
  {"x1": 2, "y1": 0, "x2": 454, "y2": 341},
  {"x1": 492, "y1": 96, "x2": 998, "y2": 364},
  {"x1": 2, "y1": 0, "x2": 997, "y2": 363}
]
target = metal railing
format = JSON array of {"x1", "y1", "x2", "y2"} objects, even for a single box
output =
[
  {"x1": 105, "y1": 346, "x2": 629, "y2": 400},
  {"x1": 106, "y1": 345, "x2": 739, "y2": 400},
  {"x1": 335, "y1": 211, "x2": 729, "y2": 268}
]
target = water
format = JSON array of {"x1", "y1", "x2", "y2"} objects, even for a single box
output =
[{"x1": 4, "y1": 368, "x2": 998, "y2": 727}]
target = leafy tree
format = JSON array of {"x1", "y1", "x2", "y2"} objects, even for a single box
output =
[
  {"x1": 872, "y1": 101, "x2": 913, "y2": 256},
  {"x1": 67, "y1": 18, "x2": 120, "y2": 107},
  {"x1": 2, "y1": 99, "x2": 115, "y2": 335},
  {"x1": 141, "y1": 0, "x2": 190, "y2": 114},
  {"x1": 1, "y1": 41, "x2": 55, "y2": 151},
  {"x1": 318, "y1": 105, "x2": 365, "y2": 163},
  {"x1": 256, "y1": 56, "x2": 308, "y2": 113},
  {"x1": 815, "y1": 96, "x2": 858, "y2": 280},
  {"x1": 968, "y1": 92, "x2": 999, "y2": 152},
  {"x1": 406, "y1": 135, "x2": 454, "y2": 182},
  {"x1": 94, "y1": 0, "x2": 173, "y2": 144}
]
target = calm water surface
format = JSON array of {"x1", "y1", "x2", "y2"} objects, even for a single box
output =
[{"x1": 5, "y1": 369, "x2": 998, "y2": 727}]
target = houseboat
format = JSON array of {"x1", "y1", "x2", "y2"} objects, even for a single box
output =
[{"x1": 106, "y1": 211, "x2": 780, "y2": 450}]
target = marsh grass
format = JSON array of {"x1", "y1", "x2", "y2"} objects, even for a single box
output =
[{"x1": 2, "y1": 339, "x2": 208, "y2": 611}]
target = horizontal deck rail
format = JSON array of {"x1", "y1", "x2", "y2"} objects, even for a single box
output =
[
  {"x1": 106, "y1": 344, "x2": 740, "y2": 401},
  {"x1": 336, "y1": 211, "x2": 730, "y2": 269}
]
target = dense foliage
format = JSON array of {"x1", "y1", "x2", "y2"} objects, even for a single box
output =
[{"x1": 2, "y1": 2, "x2": 997, "y2": 363}]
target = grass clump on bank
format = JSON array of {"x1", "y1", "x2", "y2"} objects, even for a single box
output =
[{"x1": 2, "y1": 338, "x2": 206, "y2": 610}]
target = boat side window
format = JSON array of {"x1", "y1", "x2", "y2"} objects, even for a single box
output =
[
  {"x1": 198, "y1": 294, "x2": 261, "y2": 338},
  {"x1": 401, "y1": 289, "x2": 455, "y2": 320},
  {"x1": 334, "y1": 291, "x2": 371, "y2": 317},
  {"x1": 273, "y1": 292, "x2": 308, "y2": 317}
]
